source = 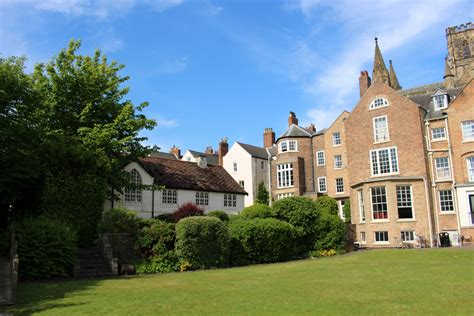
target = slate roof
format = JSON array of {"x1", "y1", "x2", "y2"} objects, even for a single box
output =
[
  {"x1": 138, "y1": 156, "x2": 247, "y2": 195},
  {"x1": 149, "y1": 151, "x2": 178, "y2": 160},
  {"x1": 187, "y1": 150, "x2": 219, "y2": 166},
  {"x1": 237, "y1": 142, "x2": 269, "y2": 159},
  {"x1": 278, "y1": 124, "x2": 313, "y2": 139}
]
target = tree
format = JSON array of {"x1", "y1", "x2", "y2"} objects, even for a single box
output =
[{"x1": 256, "y1": 181, "x2": 269, "y2": 205}]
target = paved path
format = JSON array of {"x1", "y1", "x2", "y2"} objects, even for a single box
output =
[{"x1": 0, "y1": 257, "x2": 12, "y2": 305}]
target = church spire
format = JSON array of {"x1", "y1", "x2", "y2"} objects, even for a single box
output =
[
  {"x1": 443, "y1": 56, "x2": 455, "y2": 89},
  {"x1": 372, "y1": 37, "x2": 390, "y2": 85},
  {"x1": 389, "y1": 60, "x2": 401, "y2": 90}
]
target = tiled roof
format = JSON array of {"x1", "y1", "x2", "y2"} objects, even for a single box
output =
[
  {"x1": 188, "y1": 150, "x2": 219, "y2": 165},
  {"x1": 149, "y1": 151, "x2": 178, "y2": 160},
  {"x1": 237, "y1": 142, "x2": 268, "y2": 159},
  {"x1": 278, "y1": 124, "x2": 313, "y2": 139},
  {"x1": 138, "y1": 156, "x2": 247, "y2": 195}
]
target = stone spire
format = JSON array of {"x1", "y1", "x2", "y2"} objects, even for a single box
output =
[
  {"x1": 372, "y1": 37, "x2": 390, "y2": 85},
  {"x1": 443, "y1": 57, "x2": 455, "y2": 89},
  {"x1": 388, "y1": 60, "x2": 401, "y2": 90}
]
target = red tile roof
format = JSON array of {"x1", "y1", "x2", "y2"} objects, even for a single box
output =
[{"x1": 139, "y1": 157, "x2": 247, "y2": 195}]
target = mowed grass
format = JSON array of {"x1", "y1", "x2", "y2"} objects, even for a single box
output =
[{"x1": 2, "y1": 248, "x2": 473, "y2": 315}]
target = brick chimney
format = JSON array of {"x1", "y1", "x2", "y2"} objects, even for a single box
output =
[
  {"x1": 169, "y1": 145, "x2": 181, "y2": 159},
  {"x1": 359, "y1": 70, "x2": 371, "y2": 98},
  {"x1": 306, "y1": 124, "x2": 316, "y2": 133},
  {"x1": 288, "y1": 111, "x2": 298, "y2": 126},
  {"x1": 218, "y1": 137, "x2": 228, "y2": 166},
  {"x1": 263, "y1": 128, "x2": 275, "y2": 148},
  {"x1": 205, "y1": 146, "x2": 214, "y2": 155}
]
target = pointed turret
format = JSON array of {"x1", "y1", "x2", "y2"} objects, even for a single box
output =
[
  {"x1": 388, "y1": 60, "x2": 401, "y2": 90},
  {"x1": 443, "y1": 57, "x2": 455, "y2": 89},
  {"x1": 372, "y1": 37, "x2": 390, "y2": 85}
]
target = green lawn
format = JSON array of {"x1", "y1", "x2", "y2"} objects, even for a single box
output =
[{"x1": 2, "y1": 248, "x2": 473, "y2": 315}]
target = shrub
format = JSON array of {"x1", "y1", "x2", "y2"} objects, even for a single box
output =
[
  {"x1": 134, "y1": 251, "x2": 179, "y2": 274},
  {"x1": 272, "y1": 196, "x2": 319, "y2": 254},
  {"x1": 155, "y1": 213, "x2": 174, "y2": 223},
  {"x1": 207, "y1": 210, "x2": 230, "y2": 223},
  {"x1": 240, "y1": 203, "x2": 273, "y2": 220},
  {"x1": 0, "y1": 229, "x2": 10, "y2": 256},
  {"x1": 175, "y1": 216, "x2": 229, "y2": 269},
  {"x1": 98, "y1": 208, "x2": 140, "y2": 234},
  {"x1": 13, "y1": 217, "x2": 77, "y2": 279},
  {"x1": 315, "y1": 196, "x2": 339, "y2": 216},
  {"x1": 256, "y1": 181, "x2": 269, "y2": 205},
  {"x1": 313, "y1": 211, "x2": 345, "y2": 253},
  {"x1": 172, "y1": 202, "x2": 204, "y2": 223},
  {"x1": 229, "y1": 218, "x2": 299, "y2": 265},
  {"x1": 343, "y1": 200, "x2": 351, "y2": 224},
  {"x1": 135, "y1": 220, "x2": 176, "y2": 258}
]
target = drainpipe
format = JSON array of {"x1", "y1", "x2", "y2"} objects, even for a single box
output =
[
  {"x1": 310, "y1": 136, "x2": 316, "y2": 193},
  {"x1": 423, "y1": 176, "x2": 434, "y2": 248},
  {"x1": 267, "y1": 148, "x2": 272, "y2": 206},
  {"x1": 425, "y1": 120, "x2": 440, "y2": 245},
  {"x1": 151, "y1": 177, "x2": 155, "y2": 218}
]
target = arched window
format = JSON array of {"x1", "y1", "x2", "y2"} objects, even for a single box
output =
[
  {"x1": 125, "y1": 169, "x2": 142, "y2": 203},
  {"x1": 462, "y1": 40, "x2": 471, "y2": 59},
  {"x1": 369, "y1": 97, "x2": 389, "y2": 110}
]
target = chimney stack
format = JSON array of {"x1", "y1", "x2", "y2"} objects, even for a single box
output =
[
  {"x1": 359, "y1": 70, "x2": 371, "y2": 98},
  {"x1": 218, "y1": 137, "x2": 228, "y2": 166},
  {"x1": 205, "y1": 146, "x2": 214, "y2": 155},
  {"x1": 288, "y1": 111, "x2": 298, "y2": 127},
  {"x1": 263, "y1": 128, "x2": 275, "y2": 148},
  {"x1": 169, "y1": 145, "x2": 181, "y2": 159},
  {"x1": 306, "y1": 124, "x2": 316, "y2": 133}
]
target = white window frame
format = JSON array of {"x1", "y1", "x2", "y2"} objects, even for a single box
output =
[
  {"x1": 334, "y1": 155, "x2": 343, "y2": 169},
  {"x1": 316, "y1": 150, "x2": 325, "y2": 166},
  {"x1": 439, "y1": 190, "x2": 454, "y2": 213},
  {"x1": 277, "y1": 192, "x2": 294, "y2": 200},
  {"x1": 374, "y1": 231, "x2": 389, "y2": 243},
  {"x1": 360, "y1": 232, "x2": 366, "y2": 243},
  {"x1": 396, "y1": 185, "x2": 414, "y2": 220},
  {"x1": 318, "y1": 177, "x2": 327, "y2": 193},
  {"x1": 433, "y1": 94, "x2": 448, "y2": 110},
  {"x1": 370, "y1": 146, "x2": 399, "y2": 176},
  {"x1": 162, "y1": 189, "x2": 178, "y2": 204},
  {"x1": 224, "y1": 194, "x2": 237, "y2": 208},
  {"x1": 370, "y1": 186, "x2": 388, "y2": 221},
  {"x1": 369, "y1": 97, "x2": 389, "y2": 110},
  {"x1": 467, "y1": 157, "x2": 474, "y2": 182},
  {"x1": 277, "y1": 163, "x2": 294, "y2": 188},
  {"x1": 335, "y1": 178, "x2": 344, "y2": 194},
  {"x1": 238, "y1": 180, "x2": 245, "y2": 189},
  {"x1": 357, "y1": 189, "x2": 365, "y2": 222},
  {"x1": 279, "y1": 140, "x2": 298, "y2": 153},
  {"x1": 332, "y1": 132, "x2": 341, "y2": 146},
  {"x1": 124, "y1": 169, "x2": 142, "y2": 203},
  {"x1": 195, "y1": 192, "x2": 209, "y2": 206},
  {"x1": 401, "y1": 231, "x2": 415, "y2": 243},
  {"x1": 431, "y1": 127, "x2": 446, "y2": 141},
  {"x1": 373, "y1": 115, "x2": 389, "y2": 143},
  {"x1": 435, "y1": 157, "x2": 451, "y2": 180},
  {"x1": 462, "y1": 120, "x2": 474, "y2": 141}
]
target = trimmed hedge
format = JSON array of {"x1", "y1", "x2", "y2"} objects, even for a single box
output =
[
  {"x1": 240, "y1": 203, "x2": 273, "y2": 220},
  {"x1": 135, "y1": 220, "x2": 176, "y2": 258},
  {"x1": 229, "y1": 218, "x2": 299, "y2": 265},
  {"x1": 13, "y1": 217, "x2": 77, "y2": 279},
  {"x1": 207, "y1": 210, "x2": 230, "y2": 223},
  {"x1": 175, "y1": 216, "x2": 229, "y2": 270},
  {"x1": 98, "y1": 208, "x2": 140, "y2": 234}
]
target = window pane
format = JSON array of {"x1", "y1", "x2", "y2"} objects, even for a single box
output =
[
  {"x1": 439, "y1": 190, "x2": 454, "y2": 212},
  {"x1": 467, "y1": 157, "x2": 474, "y2": 181},
  {"x1": 371, "y1": 187, "x2": 388, "y2": 219},
  {"x1": 462, "y1": 121, "x2": 474, "y2": 140},
  {"x1": 397, "y1": 185, "x2": 413, "y2": 219}
]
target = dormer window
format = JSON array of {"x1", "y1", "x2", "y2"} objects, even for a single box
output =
[
  {"x1": 432, "y1": 90, "x2": 448, "y2": 110},
  {"x1": 279, "y1": 140, "x2": 298, "y2": 153},
  {"x1": 369, "y1": 97, "x2": 389, "y2": 110}
]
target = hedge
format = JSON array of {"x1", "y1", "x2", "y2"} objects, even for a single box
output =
[
  {"x1": 207, "y1": 210, "x2": 230, "y2": 223},
  {"x1": 98, "y1": 208, "x2": 140, "y2": 235},
  {"x1": 240, "y1": 203, "x2": 273, "y2": 220},
  {"x1": 135, "y1": 220, "x2": 176, "y2": 258},
  {"x1": 229, "y1": 218, "x2": 300, "y2": 265},
  {"x1": 175, "y1": 216, "x2": 229, "y2": 270}
]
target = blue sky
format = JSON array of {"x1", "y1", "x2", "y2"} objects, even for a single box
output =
[{"x1": 1, "y1": 0, "x2": 473, "y2": 153}]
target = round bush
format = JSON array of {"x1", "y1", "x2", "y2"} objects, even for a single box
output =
[
  {"x1": 172, "y1": 202, "x2": 204, "y2": 223},
  {"x1": 175, "y1": 216, "x2": 230, "y2": 270},
  {"x1": 240, "y1": 203, "x2": 273, "y2": 220},
  {"x1": 135, "y1": 220, "x2": 176, "y2": 258},
  {"x1": 229, "y1": 218, "x2": 299, "y2": 265},
  {"x1": 98, "y1": 208, "x2": 139, "y2": 234},
  {"x1": 313, "y1": 211, "x2": 345, "y2": 252},
  {"x1": 315, "y1": 196, "x2": 339, "y2": 216},
  {"x1": 207, "y1": 210, "x2": 230, "y2": 223},
  {"x1": 272, "y1": 196, "x2": 319, "y2": 253},
  {"x1": 14, "y1": 217, "x2": 77, "y2": 279}
]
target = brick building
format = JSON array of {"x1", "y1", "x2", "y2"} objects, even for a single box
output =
[{"x1": 266, "y1": 22, "x2": 474, "y2": 247}]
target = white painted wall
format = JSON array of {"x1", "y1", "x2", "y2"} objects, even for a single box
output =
[
  {"x1": 456, "y1": 186, "x2": 474, "y2": 228},
  {"x1": 104, "y1": 162, "x2": 245, "y2": 218},
  {"x1": 181, "y1": 150, "x2": 197, "y2": 163}
]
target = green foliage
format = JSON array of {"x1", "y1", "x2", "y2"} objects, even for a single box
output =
[
  {"x1": 207, "y1": 210, "x2": 230, "y2": 223},
  {"x1": 343, "y1": 200, "x2": 351, "y2": 224},
  {"x1": 240, "y1": 203, "x2": 273, "y2": 220},
  {"x1": 98, "y1": 208, "x2": 140, "y2": 234},
  {"x1": 256, "y1": 181, "x2": 269, "y2": 205},
  {"x1": 315, "y1": 196, "x2": 339, "y2": 216},
  {"x1": 175, "y1": 216, "x2": 230, "y2": 269},
  {"x1": 13, "y1": 217, "x2": 77, "y2": 279},
  {"x1": 272, "y1": 196, "x2": 319, "y2": 254},
  {"x1": 135, "y1": 220, "x2": 176, "y2": 258},
  {"x1": 229, "y1": 218, "x2": 299, "y2": 265},
  {"x1": 134, "y1": 252, "x2": 179, "y2": 274},
  {"x1": 172, "y1": 202, "x2": 204, "y2": 223},
  {"x1": 0, "y1": 229, "x2": 10, "y2": 256},
  {"x1": 313, "y1": 209, "x2": 345, "y2": 252}
]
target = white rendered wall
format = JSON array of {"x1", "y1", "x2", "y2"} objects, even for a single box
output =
[
  {"x1": 456, "y1": 186, "x2": 474, "y2": 228},
  {"x1": 223, "y1": 143, "x2": 254, "y2": 206},
  {"x1": 181, "y1": 151, "x2": 197, "y2": 163}
]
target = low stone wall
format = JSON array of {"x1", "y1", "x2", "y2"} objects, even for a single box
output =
[{"x1": 99, "y1": 233, "x2": 140, "y2": 274}]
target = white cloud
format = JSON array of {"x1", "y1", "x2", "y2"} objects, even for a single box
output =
[
  {"x1": 156, "y1": 58, "x2": 188, "y2": 75},
  {"x1": 159, "y1": 119, "x2": 178, "y2": 127},
  {"x1": 145, "y1": 0, "x2": 184, "y2": 12}
]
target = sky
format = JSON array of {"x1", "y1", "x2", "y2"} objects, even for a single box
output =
[{"x1": 1, "y1": 0, "x2": 473, "y2": 153}]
